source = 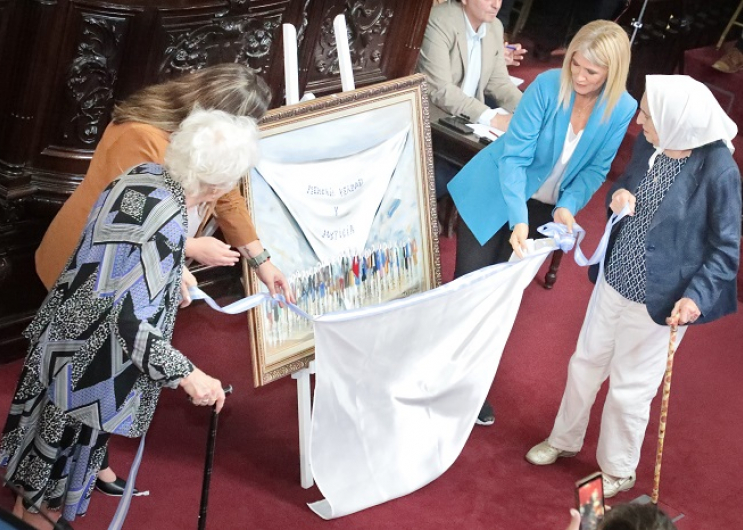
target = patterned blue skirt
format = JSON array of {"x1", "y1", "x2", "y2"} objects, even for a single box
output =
[{"x1": 1, "y1": 364, "x2": 110, "y2": 521}]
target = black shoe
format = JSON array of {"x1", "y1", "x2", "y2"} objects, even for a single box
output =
[
  {"x1": 54, "y1": 518, "x2": 75, "y2": 530},
  {"x1": 95, "y1": 477, "x2": 139, "y2": 497},
  {"x1": 475, "y1": 401, "x2": 495, "y2": 426}
]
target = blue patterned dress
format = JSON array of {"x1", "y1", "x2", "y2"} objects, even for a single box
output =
[{"x1": 0, "y1": 163, "x2": 194, "y2": 520}]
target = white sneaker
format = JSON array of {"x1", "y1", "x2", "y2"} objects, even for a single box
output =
[
  {"x1": 602, "y1": 472, "x2": 636, "y2": 498},
  {"x1": 525, "y1": 440, "x2": 578, "y2": 465}
]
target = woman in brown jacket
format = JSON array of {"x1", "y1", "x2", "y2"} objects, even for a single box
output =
[{"x1": 34, "y1": 63, "x2": 292, "y2": 496}]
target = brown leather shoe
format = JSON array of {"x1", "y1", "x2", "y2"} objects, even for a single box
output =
[{"x1": 712, "y1": 47, "x2": 743, "y2": 74}]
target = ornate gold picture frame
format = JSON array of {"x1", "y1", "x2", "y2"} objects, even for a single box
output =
[{"x1": 243, "y1": 74, "x2": 440, "y2": 386}]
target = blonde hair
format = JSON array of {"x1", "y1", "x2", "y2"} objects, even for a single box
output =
[
  {"x1": 112, "y1": 64, "x2": 271, "y2": 131},
  {"x1": 164, "y1": 109, "x2": 261, "y2": 197},
  {"x1": 558, "y1": 20, "x2": 631, "y2": 120}
]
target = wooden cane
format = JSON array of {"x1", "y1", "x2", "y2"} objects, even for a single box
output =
[
  {"x1": 197, "y1": 385, "x2": 233, "y2": 530},
  {"x1": 651, "y1": 317, "x2": 679, "y2": 505}
]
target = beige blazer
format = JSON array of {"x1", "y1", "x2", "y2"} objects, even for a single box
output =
[{"x1": 416, "y1": 1, "x2": 522, "y2": 121}]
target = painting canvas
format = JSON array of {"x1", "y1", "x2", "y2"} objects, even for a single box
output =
[{"x1": 243, "y1": 74, "x2": 440, "y2": 386}]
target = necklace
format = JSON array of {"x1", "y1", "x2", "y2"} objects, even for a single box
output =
[{"x1": 573, "y1": 96, "x2": 597, "y2": 119}]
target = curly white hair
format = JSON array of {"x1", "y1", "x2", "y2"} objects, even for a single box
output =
[{"x1": 164, "y1": 108, "x2": 261, "y2": 196}]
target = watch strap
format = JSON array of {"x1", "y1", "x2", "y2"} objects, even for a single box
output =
[{"x1": 246, "y1": 249, "x2": 270, "y2": 269}]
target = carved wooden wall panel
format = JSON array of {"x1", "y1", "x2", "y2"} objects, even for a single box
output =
[
  {"x1": 304, "y1": 0, "x2": 394, "y2": 93},
  {"x1": 0, "y1": 0, "x2": 432, "y2": 362},
  {"x1": 54, "y1": 10, "x2": 133, "y2": 152},
  {"x1": 157, "y1": 2, "x2": 287, "y2": 80}
]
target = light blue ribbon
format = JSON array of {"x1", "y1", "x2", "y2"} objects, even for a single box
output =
[
  {"x1": 188, "y1": 287, "x2": 314, "y2": 321},
  {"x1": 108, "y1": 434, "x2": 147, "y2": 530},
  {"x1": 536, "y1": 222, "x2": 583, "y2": 253},
  {"x1": 537, "y1": 204, "x2": 630, "y2": 277}
]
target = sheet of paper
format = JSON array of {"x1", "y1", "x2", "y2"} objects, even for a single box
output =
[{"x1": 468, "y1": 123, "x2": 504, "y2": 141}]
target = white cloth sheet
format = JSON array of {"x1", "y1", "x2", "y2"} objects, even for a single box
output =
[{"x1": 307, "y1": 243, "x2": 554, "y2": 519}]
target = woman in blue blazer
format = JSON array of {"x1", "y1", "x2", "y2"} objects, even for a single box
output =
[
  {"x1": 449, "y1": 20, "x2": 637, "y2": 268},
  {"x1": 448, "y1": 20, "x2": 636, "y2": 426},
  {"x1": 526, "y1": 75, "x2": 740, "y2": 499}
]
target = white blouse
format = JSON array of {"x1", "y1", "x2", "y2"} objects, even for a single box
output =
[
  {"x1": 187, "y1": 205, "x2": 205, "y2": 239},
  {"x1": 531, "y1": 123, "x2": 583, "y2": 205}
]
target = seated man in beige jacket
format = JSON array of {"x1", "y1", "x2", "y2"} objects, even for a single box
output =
[{"x1": 417, "y1": 0, "x2": 524, "y2": 200}]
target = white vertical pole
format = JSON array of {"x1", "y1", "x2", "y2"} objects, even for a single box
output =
[
  {"x1": 333, "y1": 14, "x2": 355, "y2": 92},
  {"x1": 282, "y1": 24, "x2": 300, "y2": 105},
  {"x1": 292, "y1": 360, "x2": 316, "y2": 488},
  {"x1": 286, "y1": 21, "x2": 311, "y2": 490}
]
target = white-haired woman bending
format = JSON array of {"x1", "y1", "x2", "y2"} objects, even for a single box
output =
[
  {"x1": 0, "y1": 109, "x2": 261, "y2": 529},
  {"x1": 526, "y1": 75, "x2": 740, "y2": 498}
]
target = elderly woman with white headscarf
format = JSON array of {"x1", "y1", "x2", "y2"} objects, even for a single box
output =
[{"x1": 525, "y1": 75, "x2": 741, "y2": 498}]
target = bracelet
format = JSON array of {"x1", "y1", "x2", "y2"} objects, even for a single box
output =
[{"x1": 246, "y1": 249, "x2": 270, "y2": 269}]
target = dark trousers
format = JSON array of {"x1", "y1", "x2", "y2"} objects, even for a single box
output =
[
  {"x1": 454, "y1": 199, "x2": 555, "y2": 279},
  {"x1": 434, "y1": 156, "x2": 460, "y2": 200}
]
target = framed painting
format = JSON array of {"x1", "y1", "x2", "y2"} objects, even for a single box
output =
[{"x1": 243, "y1": 73, "x2": 440, "y2": 386}]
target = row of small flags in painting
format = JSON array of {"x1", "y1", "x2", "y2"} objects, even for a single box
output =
[{"x1": 261, "y1": 239, "x2": 421, "y2": 347}]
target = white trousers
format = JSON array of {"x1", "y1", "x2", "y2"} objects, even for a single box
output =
[{"x1": 548, "y1": 276, "x2": 687, "y2": 477}]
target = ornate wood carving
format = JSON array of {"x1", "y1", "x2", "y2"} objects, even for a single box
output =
[
  {"x1": 262, "y1": 357, "x2": 313, "y2": 384},
  {"x1": 0, "y1": 197, "x2": 25, "y2": 225},
  {"x1": 160, "y1": 13, "x2": 284, "y2": 79},
  {"x1": 311, "y1": 0, "x2": 393, "y2": 83},
  {"x1": 62, "y1": 15, "x2": 128, "y2": 147},
  {"x1": 296, "y1": 0, "x2": 312, "y2": 46}
]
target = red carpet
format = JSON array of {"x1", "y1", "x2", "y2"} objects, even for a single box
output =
[
  {"x1": 2, "y1": 176, "x2": 742, "y2": 529},
  {"x1": 684, "y1": 45, "x2": 743, "y2": 130}
]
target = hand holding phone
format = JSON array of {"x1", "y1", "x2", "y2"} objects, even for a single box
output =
[{"x1": 575, "y1": 472, "x2": 605, "y2": 530}]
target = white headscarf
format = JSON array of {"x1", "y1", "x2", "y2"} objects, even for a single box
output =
[{"x1": 645, "y1": 75, "x2": 738, "y2": 168}]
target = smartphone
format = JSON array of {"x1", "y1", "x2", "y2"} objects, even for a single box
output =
[
  {"x1": 439, "y1": 115, "x2": 474, "y2": 135},
  {"x1": 576, "y1": 472, "x2": 605, "y2": 530}
]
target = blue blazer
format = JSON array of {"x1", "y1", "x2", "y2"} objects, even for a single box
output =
[
  {"x1": 606, "y1": 135, "x2": 741, "y2": 325},
  {"x1": 448, "y1": 69, "x2": 637, "y2": 245}
]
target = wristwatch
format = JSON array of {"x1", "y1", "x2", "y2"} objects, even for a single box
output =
[{"x1": 246, "y1": 249, "x2": 271, "y2": 269}]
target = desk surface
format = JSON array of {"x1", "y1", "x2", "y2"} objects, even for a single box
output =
[{"x1": 429, "y1": 105, "x2": 487, "y2": 168}]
